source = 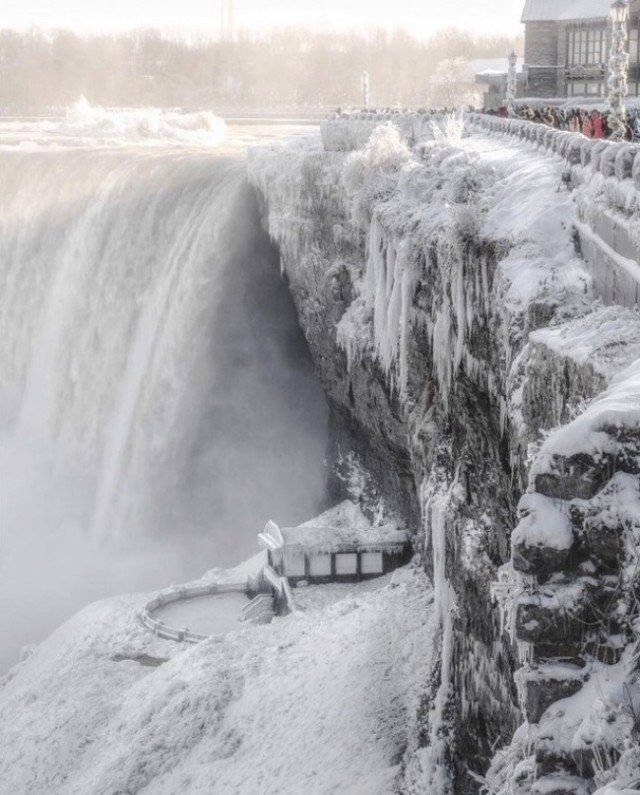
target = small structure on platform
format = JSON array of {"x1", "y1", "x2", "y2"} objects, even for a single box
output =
[{"x1": 258, "y1": 519, "x2": 412, "y2": 586}]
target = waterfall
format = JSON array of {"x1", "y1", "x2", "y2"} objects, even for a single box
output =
[{"x1": 0, "y1": 141, "x2": 328, "y2": 667}]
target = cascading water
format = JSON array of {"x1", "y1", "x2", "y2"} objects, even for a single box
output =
[{"x1": 0, "y1": 114, "x2": 329, "y2": 669}]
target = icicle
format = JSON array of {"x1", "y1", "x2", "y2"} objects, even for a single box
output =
[
  {"x1": 398, "y1": 243, "x2": 416, "y2": 397},
  {"x1": 419, "y1": 476, "x2": 458, "y2": 795},
  {"x1": 453, "y1": 258, "x2": 466, "y2": 370},
  {"x1": 432, "y1": 302, "x2": 453, "y2": 410}
]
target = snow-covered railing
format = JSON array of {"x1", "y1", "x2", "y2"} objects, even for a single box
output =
[
  {"x1": 467, "y1": 112, "x2": 640, "y2": 308},
  {"x1": 241, "y1": 594, "x2": 275, "y2": 623},
  {"x1": 466, "y1": 112, "x2": 640, "y2": 184},
  {"x1": 262, "y1": 564, "x2": 297, "y2": 616},
  {"x1": 140, "y1": 581, "x2": 248, "y2": 644}
]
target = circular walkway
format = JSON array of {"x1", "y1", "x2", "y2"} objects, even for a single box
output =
[{"x1": 153, "y1": 592, "x2": 250, "y2": 636}]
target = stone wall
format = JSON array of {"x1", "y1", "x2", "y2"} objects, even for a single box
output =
[
  {"x1": 468, "y1": 113, "x2": 640, "y2": 310},
  {"x1": 524, "y1": 22, "x2": 563, "y2": 97}
]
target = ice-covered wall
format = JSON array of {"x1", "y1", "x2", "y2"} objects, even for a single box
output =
[
  {"x1": 248, "y1": 118, "x2": 640, "y2": 794},
  {"x1": 321, "y1": 111, "x2": 459, "y2": 151}
]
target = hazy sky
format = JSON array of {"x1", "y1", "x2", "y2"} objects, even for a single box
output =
[{"x1": 3, "y1": 0, "x2": 524, "y2": 38}]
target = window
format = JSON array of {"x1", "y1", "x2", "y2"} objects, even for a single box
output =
[
  {"x1": 568, "y1": 80, "x2": 603, "y2": 97},
  {"x1": 335, "y1": 553, "x2": 358, "y2": 575},
  {"x1": 309, "y1": 554, "x2": 331, "y2": 576},
  {"x1": 361, "y1": 552, "x2": 384, "y2": 574},
  {"x1": 283, "y1": 551, "x2": 305, "y2": 578},
  {"x1": 568, "y1": 27, "x2": 607, "y2": 65},
  {"x1": 568, "y1": 80, "x2": 605, "y2": 97}
]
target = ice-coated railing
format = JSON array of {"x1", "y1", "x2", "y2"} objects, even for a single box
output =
[
  {"x1": 140, "y1": 581, "x2": 248, "y2": 644},
  {"x1": 467, "y1": 113, "x2": 640, "y2": 309},
  {"x1": 466, "y1": 112, "x2": 640, "y2": 185},
  {"x1": 259, "y1": 563, "x2": 297, "y2": 616}
]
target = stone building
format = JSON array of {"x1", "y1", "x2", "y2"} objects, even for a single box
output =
[
  {"x1": 472, "y1": 57, "x2": 526, "y2": 109},
  {"x1": 522, "y1": 0, "x2": 640, "y2": 98}
]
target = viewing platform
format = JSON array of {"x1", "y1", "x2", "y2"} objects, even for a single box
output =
[{"x1": 140, "y1": 502, "x2": 414, "y2": 643}]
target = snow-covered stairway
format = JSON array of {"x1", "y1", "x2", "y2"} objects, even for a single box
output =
[{"x1": 241, "y1": 594, "x2": 275, "y2": 624}]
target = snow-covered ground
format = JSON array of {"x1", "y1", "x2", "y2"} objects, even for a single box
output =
[{"x1": 0, "y1": 558, "x2": 432, "y2": 795}]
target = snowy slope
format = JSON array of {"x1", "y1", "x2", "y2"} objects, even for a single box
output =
[{"x1": 0, "y1": 565, "x2": 432, "y2": 795}]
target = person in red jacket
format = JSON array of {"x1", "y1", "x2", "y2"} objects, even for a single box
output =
[{"x1": 592, "y1": 110, "x2": 604, "y2": 138}]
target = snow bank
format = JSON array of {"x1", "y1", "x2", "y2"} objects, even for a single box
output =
[
  {"x1": 0, "y1": 563, "x2": 433, "y2": 795},
  {"x1": 532, "y1": 357, "x2": 640, "y2": 466},
  {"x1": 512, "y1": 492, "x2": 574, "y2": 551},
  {"x1": 530, "y1": 307, "x2": 640, "y2": 384}
]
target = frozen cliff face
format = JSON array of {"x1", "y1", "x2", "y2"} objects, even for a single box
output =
[{"x1": 249, "y1": 118, "x2": 640, "y2": 794}]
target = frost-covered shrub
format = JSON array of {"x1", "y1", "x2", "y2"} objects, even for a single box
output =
[
  {"x1": 362, "y1": 122, "x2": 411, "y2": 171},
  {"x1": 342, "y1": 152, "x2": 367, "y2": 197},
  {"x1": 452, "y1": 204, "x2": 480, "y2": 242},
  {"x1": 342, "y1": 123, "x2": 412, "y2": 229},
  {"x1": 446, "y1": 169, "x2": 480, "y2": 204}
]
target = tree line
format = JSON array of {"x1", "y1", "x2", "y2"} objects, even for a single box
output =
[{"x1": 0, "y1": 27, "x2": 522, "y2": 114}]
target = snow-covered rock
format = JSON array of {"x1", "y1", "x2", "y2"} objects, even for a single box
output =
[
  {"x1": 0, "y1": 563, "x2": 433, "y2": 795},
  {"x1": 249, "y1": 115, "x2": 640, "y2": 793}
]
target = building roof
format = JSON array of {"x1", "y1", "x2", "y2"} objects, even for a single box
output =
[
  {"x1": 279, "y1": 525, "x2": 410, "y2": 554},
  {"x1": 471, "y1": 57, "x2": 524, "y2": 76},
  {"x1": 522, "y1": 0, "x2": 615, "y2": 22},
  {"x1": 258, "y1": 503, "x2": 411, "y2": 556}
]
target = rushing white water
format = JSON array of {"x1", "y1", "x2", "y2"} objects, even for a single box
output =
[{"x1": 0, "y1": 118, "x2": 328, "y2": 669}]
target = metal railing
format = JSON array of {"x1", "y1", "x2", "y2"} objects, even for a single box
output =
[{"x1": 140, "y1": 581, "x2": 248, "y2": 644}]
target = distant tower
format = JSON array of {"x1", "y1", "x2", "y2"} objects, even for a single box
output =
[{"x1": 221, "y1": 0, "x2": 236, "y2": 42}]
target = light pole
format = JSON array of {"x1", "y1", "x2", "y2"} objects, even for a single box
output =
[
  {"x1": 506, "y1": 51, "x2": 518, "y2": 117},
  {"x1": 361, "y1": 71, "x2": 370, "y2": 109},
  {"x1": 607, "y1": 0, "x2": 630, "y2": 139}
]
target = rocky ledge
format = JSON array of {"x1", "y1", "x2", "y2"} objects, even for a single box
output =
[{"x1": 248, "y1": 119, "x2": 640, "y2": 794}]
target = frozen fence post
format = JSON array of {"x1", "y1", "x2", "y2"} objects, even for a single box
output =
[
  {"x1": 506, "y1": 51, "x2": 517, "y2": 118},
  {"x1": 361, "y1": 71, "x2": 370, "y2": 109}
]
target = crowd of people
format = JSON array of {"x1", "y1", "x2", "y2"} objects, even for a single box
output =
[{"x1": 486, "y1": 104, "x2": 640, "y2": 141}]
